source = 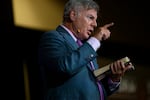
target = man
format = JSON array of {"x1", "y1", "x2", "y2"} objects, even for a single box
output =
[{"x1": 38, "y1": 0, "x2": 131, "y2": 100}]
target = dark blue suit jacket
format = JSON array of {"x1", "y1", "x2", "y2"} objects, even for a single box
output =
[{"x1": 38, "y1": 25, "x2": 119, "y2": 100}]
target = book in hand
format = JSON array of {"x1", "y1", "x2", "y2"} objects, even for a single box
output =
[{"x1": 93, "y1": 56, "x2": 135, "y2": 81}]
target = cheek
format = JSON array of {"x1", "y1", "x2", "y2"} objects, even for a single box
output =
[
  {"x1": 80, "y1": 23, "x2": 88, "y2": 32},
  {"x1": 79, "y1": 18, "x2": 89, "y2": 29}
]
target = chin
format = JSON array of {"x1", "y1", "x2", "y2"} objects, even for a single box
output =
[
  {"x1": 81, "y1": 34, "x2": 89, "y2": 40},
  {"x1": 84, "y1": 36, "x2": 90, "y2": 40}
]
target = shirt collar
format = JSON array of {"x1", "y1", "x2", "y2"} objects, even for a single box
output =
[{"x1": 60, "y1": 24, "x2": 77, "y2": 42}]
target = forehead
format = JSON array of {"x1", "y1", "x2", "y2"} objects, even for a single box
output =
[{"x1": 80, "y1": 9, "x2": 97, "y2": 18}]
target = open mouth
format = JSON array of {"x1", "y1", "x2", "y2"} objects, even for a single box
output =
[{"x1": 88, "y1": 30, "x2": 93, "y2": 36}]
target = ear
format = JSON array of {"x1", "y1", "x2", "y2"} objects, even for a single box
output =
[{"x1": 70, "y1": 10, "x2": 76, "y2": 21}]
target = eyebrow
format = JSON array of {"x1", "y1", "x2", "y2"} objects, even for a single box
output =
[{"x1": 87, "y1": 14, "x2": 97, "y2": 19}]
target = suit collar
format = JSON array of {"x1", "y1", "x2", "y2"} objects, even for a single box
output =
[
  {"x1": 56, "y1": 25, "x2": 79, "y2": 49},
  {"x1": 60, "y1": 24, "x2": 77, "y2": 42}
]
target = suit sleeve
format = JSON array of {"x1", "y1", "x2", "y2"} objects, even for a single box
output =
[{"x1": 101, "y1": 76, "x2": 120, "y2": 97}]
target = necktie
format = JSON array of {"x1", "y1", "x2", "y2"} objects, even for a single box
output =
[
  {"x1": 76, "y1": 39, "x2": 83, "y2": 46},
  {"x1": 76, "y1": 39, "x2": 104, "y2": 100}
]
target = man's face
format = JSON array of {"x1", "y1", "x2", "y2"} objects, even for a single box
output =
[{"x1": 73, "y1": 9, "x2": 98, "y2": 40}]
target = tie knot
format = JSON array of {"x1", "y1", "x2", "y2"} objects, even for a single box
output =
[{"x1": 76, "y1": 39, "x2": 83, "y2": 46}]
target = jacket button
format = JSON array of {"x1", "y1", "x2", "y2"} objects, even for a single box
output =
[{"x1": 90, "y1": 54, "x2": 94, "y2": 58}]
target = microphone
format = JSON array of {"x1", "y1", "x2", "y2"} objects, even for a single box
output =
[
  {"x1": 77, "y1": 29, "x2": 81, "y2": 33},
  {"x1": 72, "y1": 23, "x2": 80, "y2": 33}
]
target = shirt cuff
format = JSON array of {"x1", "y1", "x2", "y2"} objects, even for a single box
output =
[
  {"x1": 87, "y1": 37, "x2": 101, "y2": 51},
  {"x1": 108, "y1": 78, "x2": 120, "y2": 91}
]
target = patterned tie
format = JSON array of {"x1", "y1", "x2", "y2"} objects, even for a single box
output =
[{"x1": 76, "y1": 39, "x2": 104, "y2": 100}]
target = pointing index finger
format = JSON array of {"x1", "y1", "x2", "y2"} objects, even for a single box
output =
[{"x1": 103, "y1": 22, "x2": 114, "y2": 29}]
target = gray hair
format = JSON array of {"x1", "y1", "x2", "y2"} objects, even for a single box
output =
[{"x1": 63, "y1": 0, "x2": 99, "y2": 22}]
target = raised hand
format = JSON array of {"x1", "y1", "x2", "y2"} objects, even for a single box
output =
[{"x1": 94, "y1": 22, "x2": 114, "y2": 41}]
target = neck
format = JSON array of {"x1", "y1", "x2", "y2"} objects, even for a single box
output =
[{"x1": 63, "y1": 22, "x2": 80, "y2": 39}]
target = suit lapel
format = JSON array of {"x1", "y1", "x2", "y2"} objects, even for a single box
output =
[{"x1": 56, "y1": 25, "x2": 99, "y2": 70}]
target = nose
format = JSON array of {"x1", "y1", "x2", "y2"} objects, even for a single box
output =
[{"x1": 92, "y1": 20, "x2": 97, "y2": 27}]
